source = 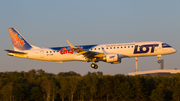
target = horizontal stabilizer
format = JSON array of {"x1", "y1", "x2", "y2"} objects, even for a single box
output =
[{"x1": 4, "y1": 49, "x2": 27, "y2": 54}]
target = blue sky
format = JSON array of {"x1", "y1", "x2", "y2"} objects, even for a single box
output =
[{"x1": 0, "y1": 1, "x2": 180, "y2": 75}]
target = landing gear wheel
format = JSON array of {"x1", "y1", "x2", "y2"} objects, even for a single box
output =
[
  {"x1": 91, "y1": 63, "x2": 95, "y2": 68},
  {"x1": 157, "y1": 55, "x2": 161, "y2": 64},
  {"x1": 94, "y1": 65, "x2": 98, "y2": 69},
  {"x1": 91, "y1": 63, "x2": 98, "y2": 69},
  {"x1": 157, "y1": 60, "x2": 161, "y2": 63}
]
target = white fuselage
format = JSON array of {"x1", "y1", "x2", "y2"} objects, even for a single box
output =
[{"x1": 13, "y1": 41, "x2": 176, "y2": 63}]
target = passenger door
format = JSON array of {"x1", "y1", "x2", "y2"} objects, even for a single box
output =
[{"x1": 40, "y1": 50, "x2": 44, "y2": 58}]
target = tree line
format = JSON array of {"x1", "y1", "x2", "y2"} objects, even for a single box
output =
[{"x1": 0, "y1": 69, "x2": 180, "y2": 101}]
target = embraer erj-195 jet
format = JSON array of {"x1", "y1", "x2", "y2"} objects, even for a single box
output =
[{"x1": 5, "y1": 28, "x2": 176, "y2": 69}]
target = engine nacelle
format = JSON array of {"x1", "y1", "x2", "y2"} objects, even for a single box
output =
[{"x1": 105, "y1": 54, "x2": 121, "y2": 63}]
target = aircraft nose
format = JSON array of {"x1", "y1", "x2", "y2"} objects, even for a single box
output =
[{"x1": 172, "y1": 48, "x2": 177, "y2": 53}]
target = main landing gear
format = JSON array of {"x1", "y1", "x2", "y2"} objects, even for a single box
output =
[
  {"x1": 91, "y1": 63, "x2": 98, "y2": 69},
  {"x1": 157, "y1": 55, "x2": 161, "y2": 63}
]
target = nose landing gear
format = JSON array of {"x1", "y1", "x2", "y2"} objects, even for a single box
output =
[
  {"x1": 157, "y1": 55, "x2": 161, "y2": 63},
  {"x1": 157, "y1": 60, "x2": 161, "y2": 63}
]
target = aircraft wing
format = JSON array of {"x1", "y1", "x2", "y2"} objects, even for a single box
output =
[
  {"x1": 76, "y1": 48, "x2": 105, "y2": 59},
  {"x1": 66, "y1": 40, "x2": 105, "y2": 59},
  {"x1": 4, "y1": 49, "x2": 27, "y2": 54}
]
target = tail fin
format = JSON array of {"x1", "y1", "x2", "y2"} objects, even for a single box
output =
[{"x1": 8, "y1": 28, "x2": 32, "y2": 51}]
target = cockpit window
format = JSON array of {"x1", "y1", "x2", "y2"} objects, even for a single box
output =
[{"x1": 162, "y1": 43, "x2": 171, "y2": 48}]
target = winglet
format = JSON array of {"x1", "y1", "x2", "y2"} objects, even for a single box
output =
[{"x1": 66, "y1": 40, "x2": 76, "y2": 48}]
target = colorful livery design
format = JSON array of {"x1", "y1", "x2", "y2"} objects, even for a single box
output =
[
  {"x1": 8, "y1": 28, "x2": 32, "y2": 50},
  {"x1": 5, "y1": 28, "x2": 177, "y2": 69}
]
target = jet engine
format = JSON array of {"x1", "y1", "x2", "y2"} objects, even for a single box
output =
[{"x1": 104, "y1": 54, "x2": 121, "y2": 63}]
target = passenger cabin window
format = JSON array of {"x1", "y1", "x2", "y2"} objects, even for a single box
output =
[{"x1": 98, "y1": 48, "x2": 100, "y2": 50}]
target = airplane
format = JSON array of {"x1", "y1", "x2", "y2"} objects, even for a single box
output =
[{"x1": 5, "y1": 28, "x2": 177, "y2": 69}]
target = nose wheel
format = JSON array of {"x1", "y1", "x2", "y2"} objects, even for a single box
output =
[
  {"x1": 91, "y1": 63, "x2": 98, "y2": 69},
  {"x1": 157, "y1": 60, "x2": 161, "y2": 63},
  {"x1": 157, "y1": 55, "x2": 161, "y2": 64}
]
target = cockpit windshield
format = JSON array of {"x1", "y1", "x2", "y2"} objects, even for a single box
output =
[{"x1": 162, "y1": 43, "x2": 171, "y2": 48}]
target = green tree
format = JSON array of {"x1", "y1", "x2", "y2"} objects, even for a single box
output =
[
  {"x1": 68, "y1": 76, "x2": 80, "y2": 101},
  {"x1": 0, "y1": 78, "x2": 5, "y2": 100},
  {"x1": 118, "y1": 81, "x2": 134, "y2": 100},
  {"x1": 77, "y1": 77, "x2": 86, "y2": 101},
  {"x1": 51, "y1": 79, "x2": 58, "y2": 101},
  {"x1": 113, "y1": 74, "x2": 127, "y2": 100},
  {"x1": 1, "y1": 82, "x2": 13, "y2": 101},
  {"x1": 172, "y1": 80, "x2": 180, "y2": 101},
  {"x1": 13, "y1": 83, "x2": 26, "y2": 101},
  {"x1": 102, "y1": 75, "x2": 114, "y2": 101},
  {"x1": 41, "y1": 78, "x2": 52, "y2": 101},
  {"x1": 28, "y1": 69, "x2": 36, "y2": 84},
  {"x1": 130, "y1": 76, "x2": 148, "y2": 101},
  {"x1": 83, "y1": 73, "x2": 99, "y2": 101},
  {"x1": 59, "y1": 77, "x2": 69, "y2": 101},
  {"x1": 145, "y1": 76, "x2": 156, "y2": 97},
  {"x1": 150, "y1": 87, "x2": 165, "y2": 101},
  {"x1": 158, "y1": 76, "x2": 173, "y2": 100},
  {"x1": 30, "y1": 86, "x2": 43, "y2": 101},
  {"x1": 37, "y1": 69, "x2": 46, "y2": 76}
]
